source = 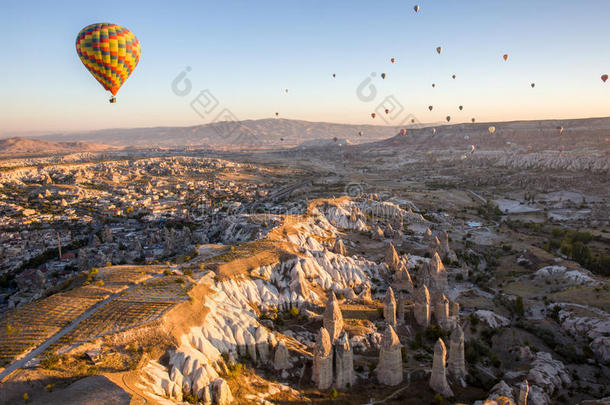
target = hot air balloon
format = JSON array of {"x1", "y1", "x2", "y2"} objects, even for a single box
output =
[
  {"x1": 391, "y1": 58, "x2": 395, "y2": 63},
  {"x1": 432, "y1": 83, "x2": 436, "y2": 88},
  {"x1": 275, "y1": 112, "x2": 279, "y2": 117},
  {"x1": 280, "y1": 137, "x2": 284, "y2": 142},
  {"x1": 285, "y1": 89, "x2": 289, "y2": 93},
  {"x1": 557, "y1": 126, "x2": 564, "y2": 135},
  {"x1": 488, "y1": 126, "x2": 496, "y2": 134},
  {"x1": 411, "y1": 119, "x2": 415, "y2": 123},
  {"x1": 400, "y1": 129, "x2": 407, "y2": 135},
  {"x1": 76, "y1": 23, "x2": 141, "y2": 103},
  {"x1": 458, "y1": 105, "x2": 463, "y2": 111},
  {"x1": 602, "y1": 74, "x2": 609, "y2": 83},
  {"x1": 414, "y1": 5, "x2": 420, "y2": 12},
  {"x1": 436, "y1": 46, "x2": 442, "y2": 54},
  {"x1": 333, "y1": 137, "x2": 338, "y2": 142},
  {"x1": 471, "y1": 118, "x2": 476, "y2": 123},
  {"x1": 470, "y1": 145, "x2": 475, "y2": 154},
  {"x1": 428, "y1": 105, "x2": 433, "y2": 111},
  {"x1": 371, "y1": 113, "x2": 376, "y2": 119},
  {"x1": 464, "y1": 135, "x2": 470, "y2": 140},
  {"x1": 358, "y1": 131, "x2": 363, "y2": 136},
  {"x1": 432, "y1": 128, "x2": 437, "y2": 135},
  {"x1": 332, "y1": 73, "x2": 336, "y2": 78},
  {"x1": 385, "y1": 108, "x2": 390, "y2": 114},
  {"x1": 446, "y1": 116, "x2": 451, "y2": 122},
  {"x1": 452, "y1": 74, "x2": 456, "y2": 79},
  {"x1": 381, "y1": 73, "x2": 387, "y2": 79},
  {"x1": 503, "y1": 54, "x2": 509, "y2": 61},
  {"x1": 531, "y1": 83, "x2": 535, "y2": 88}
]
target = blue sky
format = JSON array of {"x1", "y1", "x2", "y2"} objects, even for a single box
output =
[{"x1": 1, "y1": 0, "x2": 609, "y2": 133}]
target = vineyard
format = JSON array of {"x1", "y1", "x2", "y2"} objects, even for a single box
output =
[{"x1": 0, "y1": 294, "x2": 100, "y2": 366}]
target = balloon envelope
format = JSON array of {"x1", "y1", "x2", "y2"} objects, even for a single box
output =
[
  {"x1": 446, "y1": 116, "x2": 451, "y2": 122},
  {"x1": 428, "y1": 105, "x2": 433, "y2": 111},
  {"x1": 381, "y1": 73, "x2": 386, "y2": 79},
  {"x1": 503, "y1": 54, "x2": 509, "y2": 61},
  {"x1": 76, "y1": 23, "x2": 141, "y2": 97},
  {"x1": 414, "y1": 5, "x2": 420, "y2": 12},
  {"x1": 436, "y1": 46, "x2": 442, "y2": 54},
  {"x1": 488, "y1": 126, "x2": 496, "y2": 134},
  {"x1": 602, "y1": 74, "x2": 609, "y2": 83}
]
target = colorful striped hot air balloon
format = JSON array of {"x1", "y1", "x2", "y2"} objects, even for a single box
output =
[{"x1": 76, "y1": 23, "x2": 141, "y2": 103}]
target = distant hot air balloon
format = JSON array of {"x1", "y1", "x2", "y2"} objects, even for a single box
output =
[
  {"x1": 76, "y1": 23, "x2": 141, "y2": 103},
  {"x1": 503, "y1": 54, "x2": 509, "y2": 61},
  {"x1": 452, "y1": 74, "x2": 456, "y2": 79},
  {"x1": 428, "y1": 105, "x2": 433, "y2": 111},
  {"x1": 413, "y1": 5, "x2": 420, "y2": 12},
  {"x1": 381, "y1": 73, "x2": 387, "y2": 79},
  {"x1": 464, "y1": 135, "x2": 470, "y2": 140},
  {"x1": 471, "y1": 118, "x2": 476, "y2": 123},
  {"x1": 436, "y1": 46, "x2": 442, "y2": 54},
  {"x1": 280, "y1": 137, "x2": 284, "y2": 142},
  {"x1": 285, "y1": 89, "x2": 289, "y2": 93},
  {"x1": 557, "y1": 126, "x2": 564, "y2": 135},
  {"x1": 333, "y1": 137, "x2": 338, "y2": 142},
  {"x1": 602, "y1": 74, "x2": 609, "y2": 83},
  {"x1": 432, "y1": 128, "x2": 437, "y2": 135},
  {"x1": 400, "y1": 129, "x2": 407, "y2": 135},
  {"x1": 358, "y1": 131, "x2": 363, "y2": 136},
  {"x1": 332, "y1": 73, "x2": 336, "y2": 78},
  {"x1": 275, "y1": 112, "x2": 279, "y2": 117},
  {"x1": 432, "y1": 83, "x2": 436, "y2": 88},
  {"x1": 470, "y1": 145, "x2": 475, "y2": 154},
  {"x1": 385, "y1": 108, "x2": 390, "y2": 114},
  {"x1": 458, "y1": 105, "x2": 463, "y2": 111},
  {"x1": 527, "y1": 145, "x2": 533, "y2": 152},
  {"x1": 446, "y1": 116, "x2": 451, "y2": 122},
  {"x1": 391, "y1": 58, "x2": 396, "y2": 63},
  {"x1": 371, "y1": 113, "x2": 376, "y2": 119},
  {"x1": 488, "y1": 126, "x2": 496, "y2": 134},
  {"x1": 411, "y1": 118, "x2": 415, "y2": 123},
  {"x1": 531, "y1": 83, "x2": 535, "y2": 88}
]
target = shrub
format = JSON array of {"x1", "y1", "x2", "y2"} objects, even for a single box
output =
[
  {"x1": 183, "y1": 269, "x2": 193, "y2": 276},
  {"x1": 22, "y1": 393, "x2": 29, "y2": 402},
  {"x1": 433, "y1": 393, "x2": 443, "y2": 405},
  {"x1": 289, "y1": 307, "x2": 300, "y2": 318},
  {"x1": 329, "y1": 388, "x2": 338, "y2": 399},
  {"x1": 40, "y1": 352, "x2": 62, "y2": 369}
]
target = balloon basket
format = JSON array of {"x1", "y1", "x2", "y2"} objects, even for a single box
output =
[{"x1": 109, "y1": 97, "x2": 116, "y2": 103}]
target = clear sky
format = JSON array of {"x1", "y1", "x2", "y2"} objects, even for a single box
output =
[{"x1": 1, "y1": 0, "x2": 609, "y2": 134}]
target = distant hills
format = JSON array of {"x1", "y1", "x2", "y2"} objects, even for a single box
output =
[
  {"x1": 30, "y1": 119, "x2": 404, "y2": 149},
  {"x1": 0, "y1": 137, "x2": 116, "y2": 155},
  {"x1": 5, "y1": 116, "x2": 610, "y2": 152}
]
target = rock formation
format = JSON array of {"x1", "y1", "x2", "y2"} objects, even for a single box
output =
[
  {"x1": 212, "y1": 378, "x2": 233, "y2": 405},
  {"x1": 358, "y1": 284, "x2": 372, "y2": 303},
  {"x1": 376, "y1": 325, "x2": 403, "y2": 386},
  {"x1": 385, "y1": 242, "x2": 400, "y2": 271},
  {"x1": 312, "y1": 327, "x2": 333, "y2": 390},
  {"x1": 518, "y1": 380, "x2": 529, "y2": 405},
  {"x1": 372, "y1": 225, "x2": 385, "y2": 240},
  {"x1": 392, "y1": 263, "x2": 414, "y2": 294},
  {"x1": 448, "y1": 324, "x2": 466, "y2": 386},
  {"x1": 428, "y1": 252, "x2": 448, "y2": 293},
  {"x1": 334, "y1": 332, "x2": 355, "y2": 389},
  {"x1": 383, "y1": 287, "x2": 397, "y2": 328},
  {"x1": 273, "y1": 340, "x2": 291, "y2": 370},
  {"x1": 434, "y1": 294, "x2": 449, "y2": 327},
  {"x1": 397, "y1": 298, "x2": 406, "y2": 325},
  {"x1": 332, "y1": 237, "x2": 346, "y2": 255},
  {"x1": 430, "y1": 338, "x2": 453, "y2": 397},
  {"x1": 450, "y1": 301, "x2": 460, "y2": 317},
  {"x1": 323, "y1": 292, "x2": 344, "y2": 342},
  {"x1": 414, "y1": 285, "x2": 431, "y2": 327}
]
